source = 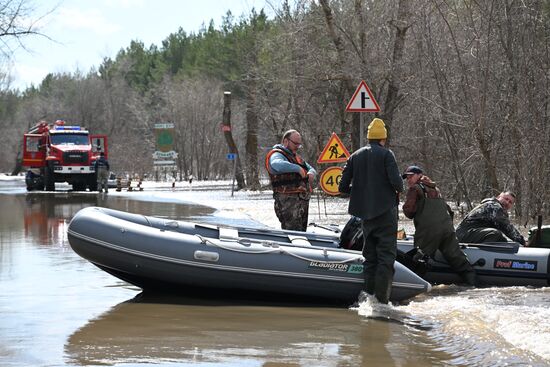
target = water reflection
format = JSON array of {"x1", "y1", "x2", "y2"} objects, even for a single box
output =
[
  {"x1": 3, "y1": 192, "x2": 217, "y2": 248},
  {"x1": 23, "y1": 193, "x2": 98, "y2": 245},
  {"x1": 65, "y1": 293, "x2": 442, "y2": 366}
]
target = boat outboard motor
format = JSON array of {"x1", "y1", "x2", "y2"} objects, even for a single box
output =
[
  {"x1": 339, "y1": 216, "x2": 364, "y2": 251},
  {"x1": 339, "y1": 216, "x2": 430, "y2": 276}
]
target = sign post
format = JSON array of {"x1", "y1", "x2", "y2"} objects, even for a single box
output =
[
  {"x1": 227, "y1": 153, "x2": 237, "y2": 196},
  {"x1": 345, "y1": 80, "x2": 381, "y2": 147}
]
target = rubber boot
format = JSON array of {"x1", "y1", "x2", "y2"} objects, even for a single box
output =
[
  {"x1": 459, "y1": 270, "x2": 477, "y2": 286},
  {"x1": 363, "y1": 274, "x2": 375, "y2": 295}
]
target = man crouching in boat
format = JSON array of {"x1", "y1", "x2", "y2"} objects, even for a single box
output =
[
  {"x1": 456, "y1": 191, "x2": 526, "y2": 246},
  {"x1": 402, "y1": 166, "x2": 477, "y2": 286},
  {"x1": 265, "y1": 129, "x2": 316, "y2": 231}
]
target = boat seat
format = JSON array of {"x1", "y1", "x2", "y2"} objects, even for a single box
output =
[
  {"x1": 219, "y1": 227, "x2": 240, "y2": 242},
  {"x1": 288, "y1": 235, "x2": 311, "y2": 246}
]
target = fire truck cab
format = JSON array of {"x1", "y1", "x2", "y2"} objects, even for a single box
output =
[{"x1": 22, "y1": 120, "x2": 108, "y2": 191}]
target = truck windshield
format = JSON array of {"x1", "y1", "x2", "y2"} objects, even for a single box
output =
[{"x1": 50, "y1": 134, "x2": 90, "y2": 145}]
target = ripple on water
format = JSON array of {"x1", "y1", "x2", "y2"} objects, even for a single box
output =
[{"x1": 394, "y1": 286, "x2": 550, "y2": 366}]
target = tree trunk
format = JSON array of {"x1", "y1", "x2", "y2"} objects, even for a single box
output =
[
  {"x1": 245, "y1": 78, "x2": 261, "y2": 190},
  {"x1": 319, "y1": 0, "x2": 358, "y2": 150},
  {"x1": 382, "y1": 0, "x2": 410, "y2": 146},
  {"x1": 222, "y1": 91, "x2": 245, "y2": 189},
  {"x1": 11, "y1": 146, "x2": 22, "y2": 176}
]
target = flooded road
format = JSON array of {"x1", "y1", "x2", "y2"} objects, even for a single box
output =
[{"x1": 1, "y1": 186, "x2": 549, "y2": 366}]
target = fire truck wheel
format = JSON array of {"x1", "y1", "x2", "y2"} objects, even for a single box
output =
[
  {"x1": 72, "y1": 182, "x2": 87, "y2": 191},
  {"x1": 44, "y1": 166, "x2": 55, "y2": 191},
  {"x1": 87, "y1": 176, "x2": 98, "y2": 191}
]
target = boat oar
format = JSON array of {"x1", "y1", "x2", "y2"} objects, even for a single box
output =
[{"x1": 309, "y1": 222, "x2": 341, "y2": 234}]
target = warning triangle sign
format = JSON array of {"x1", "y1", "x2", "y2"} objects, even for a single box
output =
[
  {"x1": 317, "y1": 132, "x2": 350, "y2": 164},
  {"x1": 345, "y1": 80, "x2": 380, "y2": 112}
]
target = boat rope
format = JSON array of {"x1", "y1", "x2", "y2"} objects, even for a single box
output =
[
  {"x1": 194, "y1": 234, "x2": 364, "y2": 264},
  {"x1": 195, "y1": 234, "x2": 280, "y2": 254}
]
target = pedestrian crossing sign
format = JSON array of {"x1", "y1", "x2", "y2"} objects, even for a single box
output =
[{"x1": 317, "y1": 132, "x2": 350, "y2": 164}]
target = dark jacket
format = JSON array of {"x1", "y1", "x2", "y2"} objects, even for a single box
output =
[
  {"x1": 338, "y1": 142, "x2": 403, "y2": 220},
  {"x1": 94, "y1": 156, "x2": 110, "y2": 171},
  {"x1": 403, "y1": 175, "x2": 453, "y2": 219},
  {"x1": 456, "y1": 197, "x2": 525, "y2": 245}
]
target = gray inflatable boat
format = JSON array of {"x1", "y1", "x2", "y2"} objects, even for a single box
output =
[
  {"x1": 334, "y1": 216, "x2": 550, "y2": 287},
  {"x1": 396, "y1": 240, "x2": 550, "y2": 287},
  {"x1": 67, "y1": 207, "x2": 431, "y2": 304}
]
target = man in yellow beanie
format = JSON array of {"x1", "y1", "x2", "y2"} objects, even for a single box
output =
[{"x1": 338, "y1": 117, "x2": 403, "y2": 304}]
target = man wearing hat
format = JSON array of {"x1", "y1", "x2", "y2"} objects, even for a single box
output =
[
  {"x1": 338, "y1": 118, "x2": 403, "y2": 304},
  {"x1": 402, "y1": 165, "x2": 476, "y2": 286}
]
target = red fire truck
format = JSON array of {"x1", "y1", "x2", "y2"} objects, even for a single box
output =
[{"x1": 22, "y1": 120, "x2": 108, "y2": 191}]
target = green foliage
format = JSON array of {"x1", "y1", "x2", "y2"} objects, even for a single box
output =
[
  {"x1": 157, "y1": 9, "x2": 273, "y2": 94},
  {"x1": 114, "y1": 40, "x2": 168, "y2": 93}
]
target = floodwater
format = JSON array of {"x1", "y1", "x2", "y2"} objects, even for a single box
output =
[{"x1": 1, "y1": 185, "x2": 549, "y2": 366}]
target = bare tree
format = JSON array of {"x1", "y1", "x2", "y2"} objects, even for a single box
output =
[
  {"x1": 0, "y1": 0, "x2": 49, "y2": 57},
  {"x1": 379, "y1": 0, "x2": 411, "y2": 143},
  {"x1": 222, "y1": 91, "x2": 245, "y2": 188},
  {"x1": 318, "y1": 0, "x2": 360, "y2": 150}
]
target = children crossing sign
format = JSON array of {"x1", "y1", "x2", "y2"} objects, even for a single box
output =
[
  {"x1": 320, "y1": 166, "x2": 343, "y2": 196},
  {"x1": 345, "y1": 80, "x2": 380, "y2": 112},
  {"x1": 317, "y1": 132, "x2": 350, "y2": 164}
]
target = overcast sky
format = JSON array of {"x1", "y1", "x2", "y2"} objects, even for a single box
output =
[{"x1": 9, "y1": 0, "x2": 273, "y2": 90}]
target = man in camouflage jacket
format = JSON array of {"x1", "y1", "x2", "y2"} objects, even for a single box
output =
[{"x1": 456, "y1": 191, "x2": 525, "y2": 246}]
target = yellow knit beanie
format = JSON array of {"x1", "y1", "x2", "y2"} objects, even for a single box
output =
[{"x1": 367, "y1": 118, "x2": 387, "y2": 139}]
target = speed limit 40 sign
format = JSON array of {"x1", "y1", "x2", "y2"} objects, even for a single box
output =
[{"x1": 319, "y1": 166, "x2": 343, "y2": 196}]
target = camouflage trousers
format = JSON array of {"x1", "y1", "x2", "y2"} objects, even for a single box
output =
[
  {"x1": 96, "y1": 168, "x2": 109, "y2": 192},
  {"x1": 273, "y1": 192, "x2": 310, "y2": 232}
]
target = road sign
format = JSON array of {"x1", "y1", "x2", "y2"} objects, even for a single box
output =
[
  {"x1": 345, "y1": 80, "x2": 380, "y2": 112},
  {"x1": 226, "y1": 153, "x2": 237, "y2": 160},
  {"x1": 317, "y1": 132, "x2": 350, "y2": 164},
  {"x1": 320, "y1": 166, "x2": 343, "y2": 196}
]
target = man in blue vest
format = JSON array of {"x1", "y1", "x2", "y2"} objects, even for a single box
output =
[{"x1": 338, "y1": 118, "x2": 403, "y2": 304}]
